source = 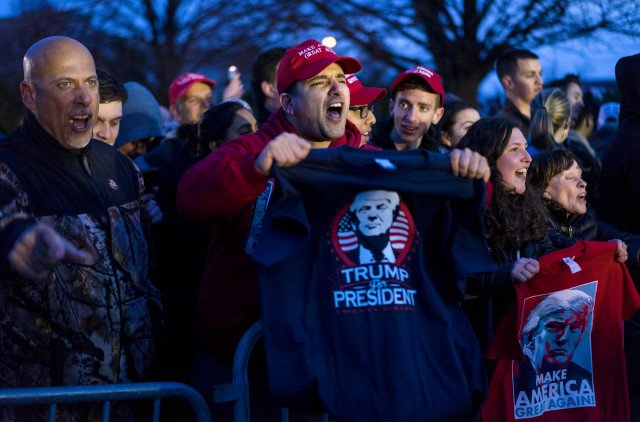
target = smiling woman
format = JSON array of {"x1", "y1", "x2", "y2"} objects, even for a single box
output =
[
  {"x1": 457, "y1": 117, "x2": 549, "y2": 257},
  {"x1": 457, "y1": 117, "x2": 554, "y2": 340}
]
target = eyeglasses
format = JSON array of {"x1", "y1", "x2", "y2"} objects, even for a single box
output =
[{"x1": 349, "y1": 104, "x2": 374, "y2": 119}]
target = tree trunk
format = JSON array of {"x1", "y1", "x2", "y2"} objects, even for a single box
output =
[{"x1": 433, "y1": 53, "x2": 493, "y2": 105}]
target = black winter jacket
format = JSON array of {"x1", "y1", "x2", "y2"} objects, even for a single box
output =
[
  {"x1": 546, "y1": 201, "x2": 640, "y2": 280},
  {"x1": 0, "y1": 111, "x2": 160, "y2": 392}
]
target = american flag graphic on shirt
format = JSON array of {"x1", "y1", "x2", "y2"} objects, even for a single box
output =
[{"x1": 337, "y1": 210, "x2": 410, "y2": 253}]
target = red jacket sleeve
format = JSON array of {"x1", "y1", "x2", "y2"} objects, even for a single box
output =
[{"x1": 176, "y1": 133, "x2": 270, "y2": 229}]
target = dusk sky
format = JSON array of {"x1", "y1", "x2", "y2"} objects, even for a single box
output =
[{"x1": 1, "y1": 1, "x2": 637, "y2": 101}]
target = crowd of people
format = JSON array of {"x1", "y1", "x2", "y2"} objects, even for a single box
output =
[{"x1": 0, "y1": 35, "x2": 639, "y2": 421}]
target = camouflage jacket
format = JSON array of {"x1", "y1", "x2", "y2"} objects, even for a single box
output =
[{"x1": 0, "y1": 111, "x2": 160, "y2": 393}]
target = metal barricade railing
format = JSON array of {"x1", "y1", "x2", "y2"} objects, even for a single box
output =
[
  {"x1": 212, "y1": 319, "x2": 264, "y2": 421},
  {"x1": 211, "y1": 319, "x2": 329, "y2": 422},
  {"x1": 0, "y1": 381, "x2": 211, "y2": 422}
]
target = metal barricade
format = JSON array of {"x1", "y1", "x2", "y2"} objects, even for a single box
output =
[
  {"x1": 211, "y1": 320, "x2": 329, "y2": 422},
  {"x1": 0, "y1": 381, "x2": 211, "y2": 422},
  {"x1": 212, "y1": 320, "x2": 264, "y2": 421}
]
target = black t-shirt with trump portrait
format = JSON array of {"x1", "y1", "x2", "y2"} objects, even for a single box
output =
[{"x1": 252, "y1": 147, "x2": 496, "y2": 421}]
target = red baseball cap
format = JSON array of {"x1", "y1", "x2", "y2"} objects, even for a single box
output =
[
  {"x1": 346, "y1": 74, "x2": 386, "y2": 105},
  {"x1": 390, "y1": 65, "x2": 445, "y2": 107},
  {"x1": 169, "y1": 72, "x2": 216, "y2": 105},
  {"x1": 276, "y1": 39, "x2": 362, "y2": 94}
]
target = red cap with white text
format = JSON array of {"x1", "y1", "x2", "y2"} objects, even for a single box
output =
[
  {"x1": 390, "y1": 65, "x2": 444, "y2": 107},
  {"x1": 169, "y1": 72, "x2": 216, "y2": 105},
  {"x1": 346, "y1": 74, "x2": 386, "y2": 105},
  {"x1": 276, "y1": 39, "x2": 362, "y2": 94}
]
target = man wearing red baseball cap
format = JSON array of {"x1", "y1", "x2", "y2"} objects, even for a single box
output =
[
  {"x1": 177, "y1": 39, "x2": 490, "y2": 418},
  {"x1": 177, "y1": 39, "x2": 364, "y2": 413},
  {"x1": 370, "y1": 65, "x2": 447, "y2": 153},
  {"x1": 169, "y1": 71, "x2": 245, "y2": 125},
  {"x1": 346, "y1": 73, "x2": 386, "y2": 146},
  {"x1": 168, "y1": 72, "x2": 216, "y2": 125}
]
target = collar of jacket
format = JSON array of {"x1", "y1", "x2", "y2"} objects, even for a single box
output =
[
  {"x1": 546, "y1": 198, "x2": 587, "y2": 227},
  {"x1": 20, "y1": 110, "x2": 91, "y2": 160},
  {"x1": 503, "y1": 97, "x2": 531, "y2": 124},
  {"x1": 370, "y1": 117, "x2": 442, "y2": 153}
]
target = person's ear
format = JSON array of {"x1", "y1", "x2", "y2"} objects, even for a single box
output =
[
  {"x1": 169, "y1": 102, "x2": 181, "y2": 121},
  {"x1": 280, "y1": 93, "x2": 294, "y2": 115},
  {"x1": 501, "y1": 75, "x2": 513, "y2": 90},
  {"x1": 543, "y1": 190, "x2": 552, "y2": 199},
  {"x1": 388, "y1": 98, "x2": 394, "y2": 115},
  {"x1": 20, "y1": 81, "x2": 36, "y2": 110},
  {"x1": 441, "y1": 131, "x2": 452, "y2": 148},
  {"x1": 261, "y1": 81, "x2": 277, "y2": 99},
  {"x1": 432, "y1": 106, "x2": 444, "y2": 124}
]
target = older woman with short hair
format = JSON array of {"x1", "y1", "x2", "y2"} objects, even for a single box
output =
[
  {"x1": 527, "y1": 144, "x2": 640, "y2": 398},
  {"x1": 527, "y1": 149, "x2": 635, "y2": 267}
]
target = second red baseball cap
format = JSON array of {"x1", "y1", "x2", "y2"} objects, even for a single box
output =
[{"x1": 346, "y1": 74, "x2": 386, "y2": 105}]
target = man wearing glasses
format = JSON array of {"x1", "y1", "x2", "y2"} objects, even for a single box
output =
[
  {"x1": 370, "y1": 65, "x2": 446, "y2": 153},
  {"x1": 345, "y1": 74, "x2": 386, "y2": 146}
]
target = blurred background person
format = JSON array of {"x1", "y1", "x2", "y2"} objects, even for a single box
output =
[
  {"x1": 168, "y1": 71, "x2": 245, "y2": 131},
  {"x1": 251, "y1": 47, "x2": 287, "y2": 126},
  {"x1": 548, "y1": 74, "x2": 598, "y2": 159},
  {"x1": 169, "y1": 72, "x2": 215, "y2": 128},
  {"x1": 547, "y1": 74, "x2": 585, "y2": 125},
  {"x1": 495, "y1": 49, "x2": 543, "y2": 138},
  {"x1": 591, "y1": 101, "x2": 621, "y2": 161},
  {"x1": 567, "y1": 93, "x2": 597, "y2": 158},
  {"x1": 114, "y1": 81, "x2": 165, "y2": 169},
  {"x1": 438, "y1": 99, "x2": 481, "y2": 149},
  {"x1": 529, "y1": 87, "x2": 600, "y2": 201},
  {"x1": 345, "y1": 73, "x2": 386, "y2": 146},
  {"x1": 198, "y1": 99, "x2": 258, "y2": 154},
  {"x1": 93, "y1": 69, "x2": 127, "y2": 146},
  {"x1": 528, "y1": 88, "x2": 571, "y2": 155}
]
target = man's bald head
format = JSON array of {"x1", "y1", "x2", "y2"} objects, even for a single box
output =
[
  {"x1": 20, "y1": 36, "x2": 99, "y2": 149},
  {"x1": 24, "y1": 36, "x2": 94, "y2": 82}
]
